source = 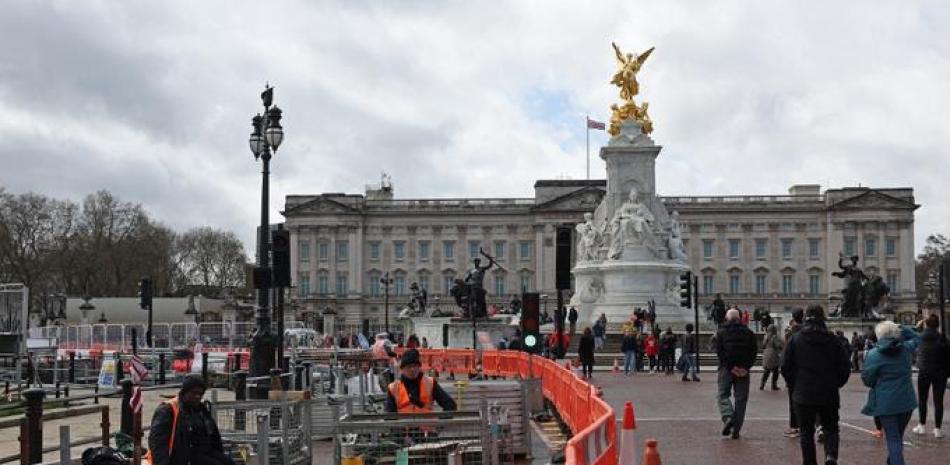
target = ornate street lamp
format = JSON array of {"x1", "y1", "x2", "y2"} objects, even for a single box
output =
[
  {"x1": 381, "y1": 272, "x2": 394, "y2": 333},
  {"x1": 184, "y1": 296, "x2": 200, "y2": 324},
  {"x1": 248, "y1": 85, "x2": 285, "y2": 388}
]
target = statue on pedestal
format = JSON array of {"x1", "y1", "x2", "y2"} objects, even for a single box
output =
[
  {"x1": 397, "y1": 282, "x2": 429, "y2": 319},
  {"x1": 576, "y1": 212, "x2": 604, "y2": 262},
  {"x1": 608, "y1": 42, "x2": 655, "y2": 137},
  {"x1": 667, "y1": 211, "x2": 688, "y2": 262},
  {"x1": 450, "y1": 249, "x2": 500, "y2": 318},
  {"x1": 830, "y1": 253, "x2": 889, "y2": 319}
]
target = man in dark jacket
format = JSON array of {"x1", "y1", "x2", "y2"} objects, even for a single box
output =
[
  {"x1": 148, "y1": 375, "x2": 233, "y2": 465},
  {"x1": 781, "y1": 305, "x2": 850, "y2": 465},
  {"x1": 711, "y1": 294, "x2": 727, "y2": 328},
  {"x1": 386, "y1": 349, "x2": 457, "y2": 412},
  {"x1": 913, "y1": 314, "x2": 949, "y2": 437},
  {"x1": 568, "y1": 307, "x2": 579, "y2": 337},
  {"x1": 715, "y1": 309, "x2": 757, "y2": 439}
]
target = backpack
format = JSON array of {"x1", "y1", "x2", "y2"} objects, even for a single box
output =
[{"x1": 81, "y1": 447, "x2": 130, "y2": 465}]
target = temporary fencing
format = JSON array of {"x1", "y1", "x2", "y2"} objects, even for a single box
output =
[{"x1": 395, "y1": 349, "x2": 617, "y2": 465}]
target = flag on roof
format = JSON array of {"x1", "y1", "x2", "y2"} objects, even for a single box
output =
[{"x1": 587, "y1": 118, "x2": 606, "y2": 130}]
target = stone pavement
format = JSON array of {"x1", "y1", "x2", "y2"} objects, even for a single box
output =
[{"x1": 590, "y1": 370, "x2": 949, "y2": 465}]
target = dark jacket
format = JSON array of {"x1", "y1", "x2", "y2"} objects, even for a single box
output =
[
  {"x1": 148, "y1": 399, "x2": 227, "y2": 465},
  {"x1": 507, "y1": 336, "x2": 524, "y2": 351},
  {"x1": 659, "y1": 333, "x2": 677, "y2": 354},
  {"x1": 781, "y1": 319, "x2": 851, "y2": 407},
  {"x1": 916, "y1": 328, "x2": 950, "y2": 377},
  {"x1": 621, "y1": 334, "x2": 639, "y2": 353},
  {"x1": 568, "y1": 308, "x2": 578, "y2": 324},
  {"x1": 578, "y1": 334, "x2": 596, "y2": 364},
  {"x1": 861, "y1": 326, "x2": 921, "y2": 416},
  {"x1": 715, "y1": 321, "x2": 757, "y2": 370},
  {"x1": 680, "y1": 332, "x2": 698, "y2": 354},
  {"x1": 385, "y1": 374, "x2": 457, "y2": 412}
]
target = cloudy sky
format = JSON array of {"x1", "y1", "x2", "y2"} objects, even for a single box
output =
[{"x1": 1, "y1": 1, "x2": 947, "y2": 255}]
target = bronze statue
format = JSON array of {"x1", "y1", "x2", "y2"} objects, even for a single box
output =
[
  {"x1": 831, "y1": 253, "x2": 889, "y2": 319},
  {"x1": 450, "y1": 249, "x2": 501, "y2": 318}
]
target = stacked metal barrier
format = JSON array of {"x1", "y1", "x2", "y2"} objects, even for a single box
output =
[
  {"x1": 450, "y1": 379, "x2": 531, "y2": 456},
  {"x1": 335, "y1": 411, "x2": 488, "y2": 465}
]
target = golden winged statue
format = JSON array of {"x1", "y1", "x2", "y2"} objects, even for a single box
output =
[
  {"x1": 611, "y1": 43, "x2": 654, "y2": 101},
  {"x1": 608, "y1": 43, "x2": 655, "y2": 136}
]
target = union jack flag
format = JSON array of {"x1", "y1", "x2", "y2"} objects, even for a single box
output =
[
  {"x1": 129, "y1": 354, "x2": 149, "y2": 414},
  {"x1": 587, "y1": 118, "x2": 606, "y2": 130}
]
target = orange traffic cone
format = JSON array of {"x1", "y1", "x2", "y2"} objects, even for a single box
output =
[
  {"x1": 613, "y1": 358, "x2": 620, "y2": 374},
  {"x1": 619, "y1": 402, "x2": 637, "y2": 465},
  {"x1": 642, "y1": 438, "x2": 661, "y2": 465}
]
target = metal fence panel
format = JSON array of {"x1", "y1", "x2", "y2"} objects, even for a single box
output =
[
  {"x1": 334, "y1": 411, "x2": 488, "y2": 465},
  {"x1": 213, "y1": 399, "x2": 312, "y2": 465}
]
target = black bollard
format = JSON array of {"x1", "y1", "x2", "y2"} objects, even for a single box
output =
[
  {"x1": 158, "y1": 353, "x2": 166, "y2": 385},
  {"x1": 68, "y1": 352, "x2": 76, "y2": 383},
  {"x1": 233, "y1": 352, "x2": 242, "y2": 373},
  {"x1": 131, "y1": 328, "x2": 138, "y2": 354},
  {"x1": 294, "y1": 364, "x2": 304, "y2": 390},
  {"x1": 120, "y1": 379, "x2": 133, "y2": 435},
  {"x1": 64, "y1": 385, "x2": 69, "y2": 398},
  {"x1": 282, "y1": 356, "x2": 291, "y2": 374},
  {"x1": 94, "y1": 384, "x2": 99, "y2": 404},
  {"x1": 55, "y1": 382, "x2": 61, "y2": 399},
  {"x1": 23, "y1": 388, "x2": 45, "y2": 465},
  {"x1": 233, "y1": 371, "x2": 247, "y2": 431},
  {"x1": 201, "y1": 352, "x2": 209, "y2": 385},
  {"x1": 115, "y1": 353, "x2": 124, "y2": 383}
]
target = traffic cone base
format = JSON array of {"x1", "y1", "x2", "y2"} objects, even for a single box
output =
[{"x1": 642, "y1": 438, "x2": 661, "y2": 465}]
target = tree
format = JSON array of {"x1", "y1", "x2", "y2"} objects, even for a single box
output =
[
  {"x1": 915, "y1": 234, "x2": 950, "y2": 303},
  {"x1": 175, "y1": 227, "x2": 249, "y2": 298}
]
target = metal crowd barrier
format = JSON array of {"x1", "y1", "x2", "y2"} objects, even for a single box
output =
[
  {"x1": 334, "y1": 411, "x2": 489, "y2": 465},
  {"x1": 212, "y1": 399, "x2": 312, "y2": 465}
]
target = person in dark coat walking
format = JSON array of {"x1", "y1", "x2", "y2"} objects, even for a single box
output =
[
  {"x1": 912, "y1": 315, "x2": 949, "y2": 438},
  {"x1": 568, "y1": 307, "x2": 579, "y2": 337},
  {"x1": 760, "y1": 324, "x2": 784, "y2": 390},
  {"x1": 578, "y1": 327, "x2": 596, "y2": 379},
  {"x1": 781, "y1": 305, "x2": 850, "y2": 465},
  {"x1": 716, "y1": 309, "x2": 758, "y2": 439},
  {"x1": 783, "y1": 308, "x2": 805, "y2": 438},
  {"x1": 147, "y1": 375, "x2": 233, "y2": 465},
  {"x1": 711, "y1": 294, "x2": 727, "y2": 328},
  {"x1": 621, "y1": 329, "x2": 639, "y2": 376}
]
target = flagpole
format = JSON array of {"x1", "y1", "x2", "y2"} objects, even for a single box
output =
[{"x1": 586, "y1": 115, "x2": 590, "y2": 180}]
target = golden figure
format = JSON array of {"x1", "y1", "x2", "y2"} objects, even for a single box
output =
[
  {"x1": 608, "y1": 43, "x2": 655, "y2": 136},
  {"x1": 611, "y1": 43, "x2": 654, "y2": 101}
]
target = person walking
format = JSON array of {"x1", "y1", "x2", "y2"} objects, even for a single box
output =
[
  {"x1": 660, "y1": 327, "x2": 677, "y2": 375},
  {"x1": 711, "y1": 294, "x2": 726, "y2": 328},
  {"x1": 644, "y1": 331, "x2": 659, "y2": 373},
  {"x1": 912, "y1": 314, "x2": 949, "y2": 438},
  {"x1": 782, "y1": 308, "x2": 805, "y2": 438},
  {"x1": 593, "y1": 315, "x2": 607, "y2": 351},
  {"x1": 621, "y1": 329, "x2": 639, "y2": 376},
  {"x1": 760, "y1": 324, "x2": 784, "y2": 391},
  {"x1": 578, "y1": 327, "x2": 596, "y2": 379},
  {"x1": 781, "y1": 305, "x2": 850, "y2": 465},
  {"x1": 147, "y1": 375, "x2": 233, "y2": 465},
  {"x1": 681, "y1": 323, "x2": 700, "y2": 382},
  {"x1": 568, "y1": 307, "x2": 579, "y2": 337},
  {"x1": 861, "y1": 321, "x2": 921, "y2": 465},
  {"x1": 716, "y1": 309, "x2": 757, "y2": 439}
]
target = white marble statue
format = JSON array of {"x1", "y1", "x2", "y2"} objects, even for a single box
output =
[
  {"x1": 575, "y1": 212, "x2": 603, "y2": 262},
  {"x1": 607, "y1": 213, "x2": 624, "y2": 259},
  {"x1": 667, "y1": 211, "x2": 688, "y2": 262},
  {"x1": 617, "y1": 188, "x2": 657, "y2": 248}
]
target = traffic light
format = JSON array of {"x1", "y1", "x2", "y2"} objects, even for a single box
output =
[
  {"x1": 138, "y1": 277, "x2": 152, "y2": 310},
  {"x1": 679, "y1": 271, "x2": 692, "y2": 309},
  {"x1": 272, "y1": 227, "x2": 291, "y2": 288},
  {"x1": 521, "y1": 292, "x2": 541, "y2": 353}
]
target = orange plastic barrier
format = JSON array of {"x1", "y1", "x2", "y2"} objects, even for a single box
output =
[{"x1": 401, "y1": 349, "x2": 616, "y2": 465}]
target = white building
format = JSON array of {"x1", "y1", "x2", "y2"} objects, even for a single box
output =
[{"x1": 282, "y1": 181, "x2": 918, "y2": 330}]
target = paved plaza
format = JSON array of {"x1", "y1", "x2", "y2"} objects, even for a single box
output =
[{"x1": 593, "y1": 370, "x2": 949, "y2": 465}]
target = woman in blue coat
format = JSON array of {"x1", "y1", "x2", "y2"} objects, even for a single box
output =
[{"x1": 861, "y1": 321, "x2": 921, "y2": 465}]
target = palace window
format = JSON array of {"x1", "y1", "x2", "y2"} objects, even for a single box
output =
[
  {"x1": 368, "y1": 272, "x2": 381, "y2": 297},
  {"x1": 885, "y1": 238, "x2": 897, "y2": 257},
  {"x1": 335, "y1": 274, "x2": 348, "y2": 296},
  {"x1": 865, "y1": 238, "x2": 877, "y2": 257},
  {"x1": 369, "y1": 242, "x2": 380, "y2": 260},
  {"x1": 520, "y1": 242, "x2": 531, "y2": 260},
  {"x1": 755, "y1": 239, "x2": 767, "y2": 259},
  {"x1": 418, "y1": 241, "x2": 430, "y2": 261},
  {"x1": 469, "y1": 241, "x2": 480, "y2": 258},
  {"x1": 844, "y1": 237, "x2": 856, "y2": 256},
  {"x1": 298, "y1": 272, "x2": 310, "y2": 296},
  {"x1": 703, "y1": 240, "x2": 714, "y2": 259},
  {"x1": 728, "y1": 239, "x2": 740, "y2": 259},
  {"x1": 394, "y1": 241, "x2": 405, "y2": 260},
  {"x1": 443, "y1": 241, "x2": 455, "y2": 260},
  {"x1": 781, "y1": 239, "x2": 793, "y2": 259},
  {"x1": 782, "y1": 274, "x2": 794, "y2": 295},
  {"x1": 495, "y1": 241, "x2": 505, "y2": 259},
  {"x1": 808, "y1": 239, "x2": 820, "y2": 259},
  {"x1": 755, "y1": 275, "x2": 767, "y2": 295},
  {"x1": 394, "y1": 275, "x2": 406, "y2": 296},
  {"x1": 318, "y1": 273, "x2": 329, "y2": 295},
  {"x1": 336, "y1": 242, "x2": 348, "y2": 261},
  {"x1": 808, "y1": 275, "x2": 820, "y2": 295},
  {"x1": 886, "y1": 272, "x2": 899, "y2": 295},
  {"x1": 728, "y1": 274, "x2": 741, "y2": 294},
  {"x1": 495, "y1": 275, "x2": 506, "y2": 296},
  {"x1": 299, "y1": 242, "x2": 310, "y2": 263},
  {"x1": 318, "y1": 243, "x2": 329, "y2": 261},
  {"x1": 702, "y1": 275, "x2": 714, "y2": 296}
]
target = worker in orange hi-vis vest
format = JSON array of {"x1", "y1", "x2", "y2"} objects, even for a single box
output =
[
  {"x1": 146, "y1": 375, "x2": 233, "y2": 465},
  {"x1": 386, "y1": 349, "x2": 457, "y2": 413}
]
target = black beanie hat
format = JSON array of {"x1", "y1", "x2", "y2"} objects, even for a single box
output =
[
  {"x1": 401, "y1": 348, "x2": 421, "y2": 368},
  {"x1": 180, "y1": 374, "x2": 207, "y2": 396}
]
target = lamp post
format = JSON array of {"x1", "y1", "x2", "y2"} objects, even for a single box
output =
[
  {"x1": 381, "y1": 272, "x2": 394, "y2": 333},
  {"x1": 248, "y1": 85, "x2": 284, "y2": 386},
  {"x1": 184, "y1": 297, "x2": 200, "y2": 325}
]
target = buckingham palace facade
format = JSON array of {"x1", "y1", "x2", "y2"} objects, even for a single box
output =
[{"x1": 282, "y1": 181, "x2": 918, "y2": 329}]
